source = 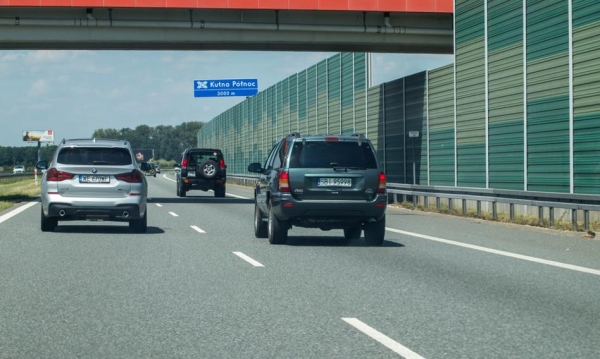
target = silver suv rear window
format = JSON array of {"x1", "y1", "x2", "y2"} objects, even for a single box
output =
[
  {"x1": 57, "y1": 148, "x2": 133, "y2": 166},
  {"x1": 289, "y1": 141, "x2": 378, "y2": 169}
]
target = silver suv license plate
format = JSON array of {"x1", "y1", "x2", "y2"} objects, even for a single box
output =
[
  {"x1": 318, "y1": 178, "x2": 351, "y2": 187},
  {"x1": 79, "y1": 175, "x2": 110, "y2": 183}
]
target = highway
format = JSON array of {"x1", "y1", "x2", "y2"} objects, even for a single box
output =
[{"x1": 1, "y1": 173, "x2": 599, "y2": 358}]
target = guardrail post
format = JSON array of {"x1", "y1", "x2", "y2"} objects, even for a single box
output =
[
  {"x1": 424, "y1": 196, "x2": 429, "y2": 208},
  {"x1": 477, "y1": 201, "x2": 481, "y2": 217},
  {"x1": 510, "y1": 203, "x2": 514, "y2": 221},
  {"x1": 448, "y1": 198, "x2": 453, "y2": 211},
  {"x1": 572, "y1": 209, "x2": 578, "y2": 231},
  {"x1": 436, "y1": 197, "x2": 440, "y2": 211},
  {"x1": 393, "y1": 193, "x2": 397, "y2": 204},
  {"x1": 402, "y1": 194, "x2": 407, "y2": 203},
  {"x1": 584, "y1": 210, "x2": 589, "y2": 231},
  {"x1": 462, "y1": 199, "x2": 467, "y2": 215},
  {"x1": 492, "y1": 202, "x2": 497, "y2": 220},
  {"x1": 549, "y1": 207, "x2": 554, "y2": 227},
  {"x1": 538, "y1": 207, "x2": 543, "y2": 225}
]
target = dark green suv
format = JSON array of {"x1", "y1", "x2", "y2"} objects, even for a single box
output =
[
  {"x1": 248, "y1": 133, "x2": 387, "y2": 245},
  {"x1": 175, "y1": 148, "x2": 227, "y2": 197}
]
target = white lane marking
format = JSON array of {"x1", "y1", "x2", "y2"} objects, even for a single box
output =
[
  {"x1": 191, "y1": 225, "x2": 206, "y2": 233},
  {"x1": 0, "y1": 201, "x2": 38, "y2": 225},
  {"x1": 169, "y1": 212, "x2": 178, "y2": 217},
  {"x1": 233, "y1": 252, "x2": 264, "y2": 267},
  {"x1": 163, "y1": 174, "x2": 175, "y2": 182},
  {"x1": 386, "y1": 228, "x2": 600, "y2": 276},
  {"x1": 222, "y1": 192, "x2": 249, "y2": 199},
  {"x1": 342, "y1": 318, "x2": 426, "y2": 359},
  {"x1": 155, "y1": 203, "x2": 162, "y2": 207}
]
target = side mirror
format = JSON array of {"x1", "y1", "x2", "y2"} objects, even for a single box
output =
[
  {"x1": 36, "y1": 160, "x2": 48, "y2": 170},
  {"x1": 140, "y1": 162, "x2": 152, "y2": 171},
  {"x1": 174, "y1": 163, "x2": 181, "y2": 168},
  {"x1": 247, "y1": 162, "x2": 263, "y2": 173}
]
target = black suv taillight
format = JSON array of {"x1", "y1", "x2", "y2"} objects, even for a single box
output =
[
  {"x1": 115, "y1": 170, "x2": 144, "y2": 183},
  {"x1": 46, "y1": 168, "x2": 75, "y2": 182},
  {"x1": 219, "y1": 158, "x2": 227, "y2": 170},
  {"x1": 181, "y1": 158, "x2": 188, "y2": 169}
]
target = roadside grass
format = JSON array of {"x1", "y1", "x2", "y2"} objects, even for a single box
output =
[
  {"x1": 0, "y1": 178, "x2": 41, "y2": 212},
  {"x1": 392, "y1": 201, "x2": 599, "y2": 235}
]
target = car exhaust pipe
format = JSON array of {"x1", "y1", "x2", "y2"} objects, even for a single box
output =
[
  {"x1": 59, "y1": 210, "x2": 66, "y2": 217},
  {"x1": 122, "y1": 211, "x2": 130, "y2": 218}
]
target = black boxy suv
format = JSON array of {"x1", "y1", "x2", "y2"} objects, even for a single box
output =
[
  {"x1": 248, "y1": 133, "x2": 387, "y2": 245},
  {"x1": 175, "y1": 148, "x2": 227, "y2": 197}
]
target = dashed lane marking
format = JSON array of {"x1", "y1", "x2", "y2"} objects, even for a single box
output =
[
  {"x1": 342, "y1": 318, "x2": 426, "y2": 359},
  {"x1": 233, "y1": 252, "x2": 264, "y2": 267}
]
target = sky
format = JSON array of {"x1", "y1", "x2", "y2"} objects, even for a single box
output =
[{"x1": 0, "y1": 50, "x2": 452, "y2": 148}]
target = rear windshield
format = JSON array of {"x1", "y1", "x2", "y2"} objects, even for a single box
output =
[
  {"x1": 57, "y1": 148, "x2": 133, "y2": 165},
  {"x1": 187, "y1": 151, "x2": 222, "y2": 165},
  {"x1": 288, "y1": 141, "x2": 378, "y2": 169}
]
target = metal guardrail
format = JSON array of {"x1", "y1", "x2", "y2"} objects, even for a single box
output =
[
  {"x1": 385, "y1": 183, "x2": 600, "y2": 231},
  {"x1": 227, "y1": 174, "x2": 600, "y2": 231},
  {"x1": 0, "y1": 172, "x2": 35, "y2": 183}
]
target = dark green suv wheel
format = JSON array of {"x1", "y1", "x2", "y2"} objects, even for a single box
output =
[
  {"x1": 254, "y1": 202, "x2": 268, "y2": 238},
  {"x1": 268, "y1": 204, "x2": 288, "y2": 244},
  {"x1": 364, "y1": 217, "x2": 385, "y2": 246}
]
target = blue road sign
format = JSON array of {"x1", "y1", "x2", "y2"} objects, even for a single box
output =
[{"x1": 194, "y1": 79, "x2": 259, "y2": 98}]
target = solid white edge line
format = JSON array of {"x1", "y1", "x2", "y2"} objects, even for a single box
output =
[
  {"x1": 169, "y1": 212, "x2": 178, "y2": 217},
  {"x1": 190, "y1": 225, "x2": 206, "y2": 233},
  {"x1": 0, "y1": 201, "x2": 38, "y2": 224},
  {"x1": 233, "y1": 252, "x2": 264, "y2": 267},
  {"x1": 386, "y1": 228, "x2": 600, "y2": 276},
  {"x1": 342, "y1": 318, "x2": 426, "y2": 359}
]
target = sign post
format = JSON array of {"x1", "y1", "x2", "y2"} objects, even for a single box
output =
[
  {"x1": 194, "y1": 79, "x2": 259, "y2": 98},
  {"x1": 23, "y1": 130, "x2": 54, "y2": 185},
  {"x1": 408, "y1": 131, "x2": 420, "y2": 185}
]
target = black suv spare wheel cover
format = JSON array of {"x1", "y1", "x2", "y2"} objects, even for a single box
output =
[{"x1": 197, "y1": 159, "x2": 218, "y2": 179}]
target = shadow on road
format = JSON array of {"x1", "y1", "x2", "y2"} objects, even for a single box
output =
[
  {"x1": 148, "y1": 197, "x2": 253, "y2": 205},
  {"x1": 51, "y1": 225, "x2": 165, "y2": 234},
  {"x1": 284, "y1": 235, "x2": 405, "y2": 248}
]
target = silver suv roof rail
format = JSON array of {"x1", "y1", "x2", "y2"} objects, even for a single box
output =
[{"x1": 61, "y1": 138, "x2": 130, "y2": 145}]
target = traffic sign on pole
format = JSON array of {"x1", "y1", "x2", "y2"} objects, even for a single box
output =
[{"x1": 194, "y1": 79, "x2": 259, "y2": 98}]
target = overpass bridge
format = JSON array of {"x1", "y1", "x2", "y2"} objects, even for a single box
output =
[{"x1": 0, "y1": 0, "x2": 453, "y2": 53}]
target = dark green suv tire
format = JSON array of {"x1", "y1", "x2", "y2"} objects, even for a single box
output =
[
  {"x1": 254, "y1": 202, "x2": 268, "y2": 238},
  {"x1": 364, "y1": 217, "x2": 385, "y2": 246},
  {"x1": 268, "y1": 204, "x2": 288, "y2": 244}
]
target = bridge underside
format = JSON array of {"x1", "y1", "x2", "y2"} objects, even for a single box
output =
[{"x1": 0, "y1": 8, "x2": 453, "y2": 53}]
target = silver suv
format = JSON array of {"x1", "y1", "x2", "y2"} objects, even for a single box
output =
[{"x1": 36, "y1": 138, "x2": 151, "y2": 233}]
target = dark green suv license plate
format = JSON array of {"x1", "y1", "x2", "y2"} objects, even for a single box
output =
[
  {"x1": 79, "y1": 175, "x2": 110, "y2": 183},
  {"x1": 318, "y1": 178, "x2": 351, "y2": 187}
]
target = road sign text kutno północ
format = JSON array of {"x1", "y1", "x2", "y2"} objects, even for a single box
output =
[{"x1": 194, "y1": 79, "x2": 259, "y2": 98}]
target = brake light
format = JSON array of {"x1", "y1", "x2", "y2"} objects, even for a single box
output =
[
  {"x1": 181, "y1": 158, "x2": 188, "y2": 169},
  {"x1": 278, "y1": 171, "x2": 290, "y2": 193},
  {"x1": 115, "y1": 170, "x2": 144, "y2": 183},
  {"x1": 325, "y1": 137, "x2": 339, "y2": 142},
  {"x1": 46, "y1": 168, "x2": 75, "y2": 182},
  {"x1": 219, "y1": 158, "x2": 227, "y2": 170},
  {"x1": 377, "y1": 172, "x2": 387, "y2": 193}
]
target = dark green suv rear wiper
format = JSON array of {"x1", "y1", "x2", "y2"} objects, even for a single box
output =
[{"x1": 330, "y1": 162, "x2": 366, "y2": 171}]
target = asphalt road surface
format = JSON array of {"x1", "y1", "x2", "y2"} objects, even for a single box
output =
[{"x1": 1, "y1": 173, "x2": 599, "y2": 358}]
